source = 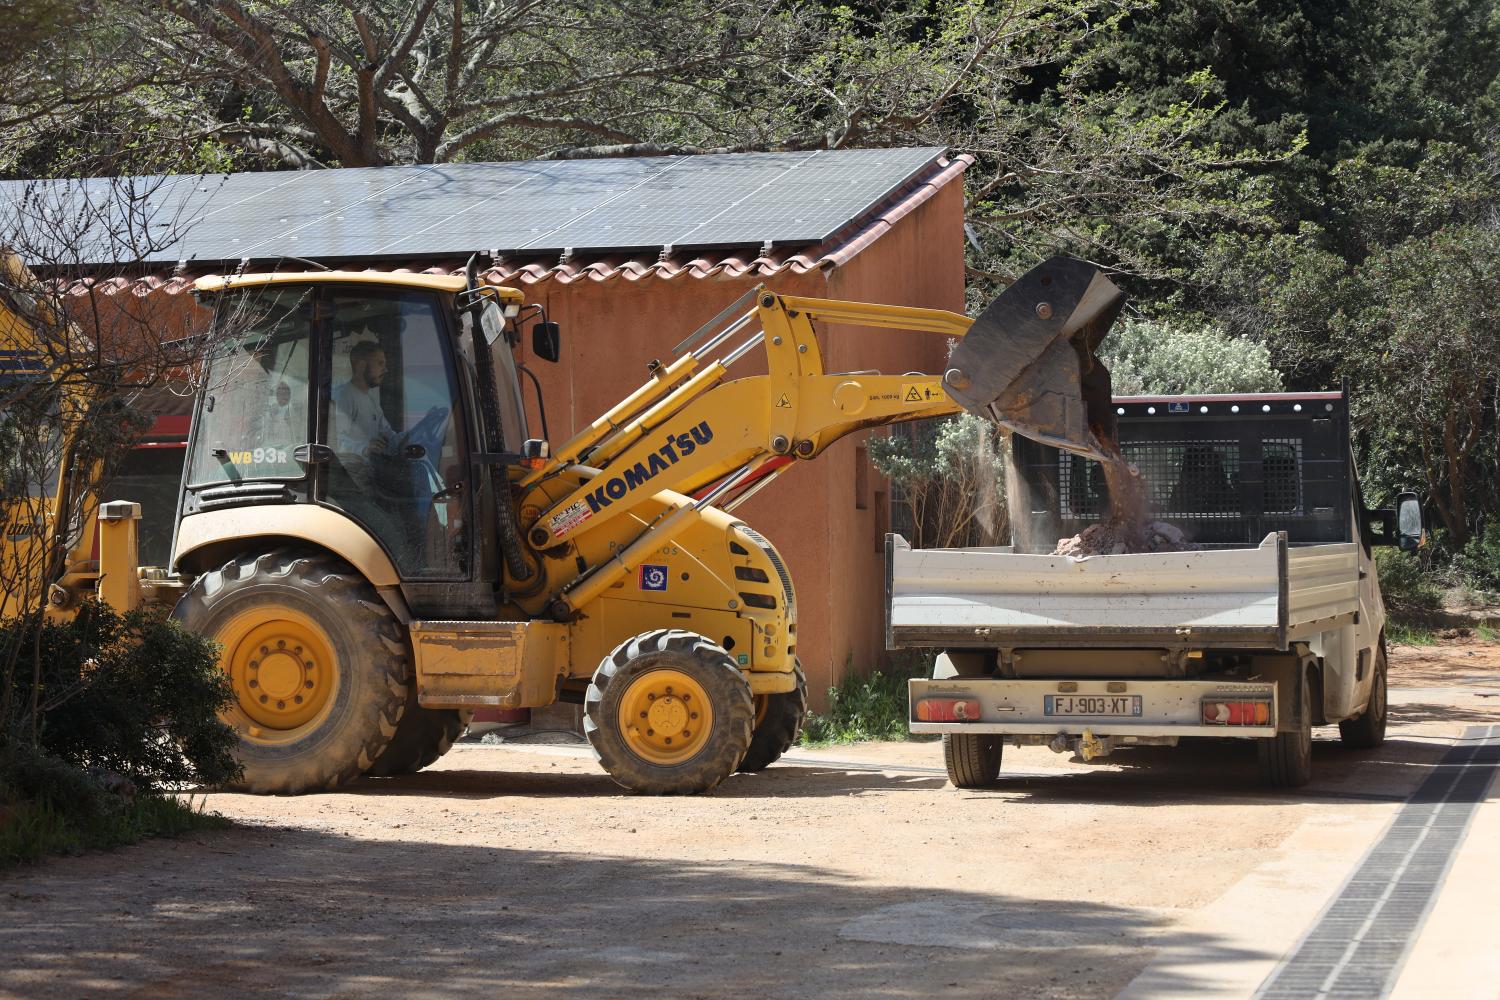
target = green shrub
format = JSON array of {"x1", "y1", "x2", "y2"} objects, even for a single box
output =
[
  {"x1": 869, "y1": 413, "x2": 1007, "y2": 549},
  {"x1": 800, "y1": 652, "x2": 933, "y2": 746},
  {"x1": 1, "y1": 601, "x2": 240, "y2": 791},
  {"x1": 1448, "y1": 523, "x2": 1500, "y2": 595},
  {"x1": 0, "y1": 744, "x2": 228, "y2": 868},
  {"x1": 1098, "y1": 317, "x2": 1284, "y2": 396},
  {"x1": 1376, "y1": 548, "x2": 1443, "y2": 623}
]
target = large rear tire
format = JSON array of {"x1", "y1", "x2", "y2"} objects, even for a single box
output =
[
  {"x1": 173, "y1": 550, "x2": 409, "y2": 795},
  {"x1": 585, "y1": 629, "x2": 754, "y2": 794},
  {"x1": 737, "y1": 661, "x2": 808, "y2": 773},
  {"x1": 1258, "y1": 668, "x2": 1314, "y2": 788},
  {"x1": 366, "y1": 689, "x2": 473, "y2": 777},
  {"x1": 943, "y1": 733, "x2": 1003, "y2": 788},
  {"x1": 1339, "y1": 645, "x2": 1388, "y2": 750}
]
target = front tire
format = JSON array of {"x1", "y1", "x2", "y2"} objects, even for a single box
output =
[
  {"x1": 173, "y1": 549, "x2": 409, "y2": 795},
  {"x1": 585, "y1": 630, "x2": 754, "y2": 794},
  {"x1": 1258, "y1": 668, "x2": 1314, "y2": 788},
  {"x1": 943, "y1": 733, "x2": 1002, "y2": 788},
  {"x1": 1339, "y1": 645, "x2": 1388, "y2": 750},
  {"x1": 737, "y1": 661, "x2": 808, "y2": 773}
]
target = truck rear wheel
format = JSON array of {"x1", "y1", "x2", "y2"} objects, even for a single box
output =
[
  {"x1": 1258, "y1": 668, "x2": 1313, "y2": 787},
  {"x1": 943, "y1": 733, "x2": 1002, "y2": 788},
  {"x1": 366, "y1": 690, "x2": 473, "y2": 778},
  {"x1": 1339, "y1": 646, "x2": 1388, "y2": 750},
  {"x1": 737, "y1": 661, "x2": 808, "y2": 773},
  {"x1": 174, "y1": 550, "x2": 409, "y2": 795},
  {"x1": 585, "y1": 629, "x2": 754, "y2": 794}
]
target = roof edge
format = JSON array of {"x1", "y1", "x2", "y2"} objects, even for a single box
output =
[{"x1": 814, "y1": 153, "x2": 973, "y2": 271}]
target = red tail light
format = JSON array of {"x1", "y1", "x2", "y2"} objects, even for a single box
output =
[
  {"x1": 1202, "y1": 700, "x2": 1272, "y2": 726},
  {"x1": 916, "y1": 698, "x2": 982, "y2": 722}
]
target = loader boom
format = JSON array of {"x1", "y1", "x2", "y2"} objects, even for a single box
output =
[{"x1": 523, "y1": 288, "x2": 971, "y2": 552}]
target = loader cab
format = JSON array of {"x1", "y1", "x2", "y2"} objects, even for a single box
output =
[{"x1": 180, "y1": 273, "x2": 539, "y2": 613}]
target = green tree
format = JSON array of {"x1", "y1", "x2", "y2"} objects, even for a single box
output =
[{"x1": 1337, "y1": 224, "x2": 1500, "y2": 545}]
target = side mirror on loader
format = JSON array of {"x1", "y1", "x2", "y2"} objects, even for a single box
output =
[{"x1": 532, "y1": 321, "x2": 561, "y2": 363}]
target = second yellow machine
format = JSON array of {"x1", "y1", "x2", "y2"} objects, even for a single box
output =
[{"x1": 159, "y1": 256, "x2": 1118, "y2": 794}]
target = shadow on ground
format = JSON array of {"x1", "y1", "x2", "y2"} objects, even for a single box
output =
[
  {"x1": 0, "y1": 828, "x2": 1262, "y2": 1000},
  {"x1": 345, "y1": 727, "x2": 1449, "y2": 810}
]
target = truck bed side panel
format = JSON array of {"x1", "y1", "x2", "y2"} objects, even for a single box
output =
[
  {"x1": 888, "y1": 534, "x2": 1362, "y2": 649},
  {"x1": 1284, "y1": 542, "x2": 1362, "y2": 638}
]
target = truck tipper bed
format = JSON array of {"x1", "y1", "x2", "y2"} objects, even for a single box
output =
[{"x1": 890, "y1": 390, "x2": 1423, "y2": 788}]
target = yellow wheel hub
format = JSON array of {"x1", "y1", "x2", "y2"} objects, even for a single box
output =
[
  {"x1": 218, "y1": 606, "x2": 338, "y2": 743},
  {"x1": 617, "y1": 668, "x2": 714, "y2": 766}
]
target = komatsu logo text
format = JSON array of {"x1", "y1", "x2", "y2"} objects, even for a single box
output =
[{"x1": 584, "y1": 421, "x2": 714, "y2": 514}]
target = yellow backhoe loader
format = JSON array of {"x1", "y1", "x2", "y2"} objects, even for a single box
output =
[
  {"x1": 60, "y1": 254, "x2": 1123, "y2": 795},
  {"x1": 0, "y1": 252, "x2": 105, "y2": 622}
]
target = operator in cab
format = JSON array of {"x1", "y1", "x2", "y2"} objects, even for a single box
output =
[{"x1": 332, "y1": 339, "x2": 397, "y2": 483}]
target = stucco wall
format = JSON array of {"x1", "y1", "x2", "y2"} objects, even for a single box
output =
[{"x1": 514, "y1": 176, "x2": 966, "y2": 711}]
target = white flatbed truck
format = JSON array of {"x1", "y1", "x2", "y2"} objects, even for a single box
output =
[{"x1": 889, "y1": 390, "x2": 1424, "y2": 787}]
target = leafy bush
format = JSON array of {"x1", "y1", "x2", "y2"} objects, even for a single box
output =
[
  {"x1": 1, "y1": 601, "x2": 240, "y2": 792},
  {"x1": 0, "y1": 744, "x2": 228, "y2": 868},
  {"x1": 1447, "y1": 523, "x2": 1500, "y2": 595},
  {"x1": 1376, "y1": 548, "x2": 1444, "y2": 623},
  {"x1": 869, "y1": 413, "x2": 1007, "y2": 548},
  {"x1": 800, "y1": 652, "x2": 934, "y2": 746},
  {"x1": 1099, "y1": 317, "x2": 1284, "y2": 396}
]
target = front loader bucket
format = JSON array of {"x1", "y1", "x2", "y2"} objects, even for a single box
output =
[{"x1": 943, "y1": 255, "x2": 1126, "y2": 461}]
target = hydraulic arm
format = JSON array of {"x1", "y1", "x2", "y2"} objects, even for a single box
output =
[{"x1": 523, "y1": 286, "x2": 971, "y2": 547}]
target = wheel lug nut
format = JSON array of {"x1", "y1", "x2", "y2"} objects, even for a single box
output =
[
  {"x1": 259, "y1": 694, "x2": 268, "y2": 703},
  {"x1": 647, "y1": 693, "x2": 655, "y2": 701},
  {"x1": 249, "y1": 679, "x2": 258, "y2": 688},
  {"x1": 664, "y1": 737, "x2": 672, "y2": 745},
  {"x1": 294, "y1": 695, "x2": 303, "y2": 704},
  {"x1": 665, "y1": 686, "x2": 673, "y2": 694},
  {"x1": 305, "y1": 661, "x2": 314, "y2": 669},
  {"x1": 305, "y1": 680, "x2": 314, "y2": 689},
  {"x1": 276, "y1": 700, "x2": 285, "y2": 709},
  {"x1": 277, "y1": 640, "x2": 286, "y2": 649},
  {"x1": 646, "y1": 729, "x2": 654, "y2": 736},
  {"x1": 294, "y1": 646, "x2": 302, "y2": 654},
  {"x1": 249, "y1": 660, "x2": 258, "y2": 669},
  {"x1": 690, "y1": 712, "x2": 698, "y2": 719},
  {"x1": 681, "y1": 730, "x2": 690, "y2": 738},
  {"x1": 640, "y1": 711, "x2": 648, "y2": 719},
  {"x1": 260, "y1": 646, "x2": 269, "y2": 654}
]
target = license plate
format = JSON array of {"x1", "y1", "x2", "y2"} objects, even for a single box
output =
[{"x1": 1044, "y1": 695, "x2": 1142, "y2": 717}]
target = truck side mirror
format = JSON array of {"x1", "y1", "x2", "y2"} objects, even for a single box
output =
[
  {"x1": 531, "y1": 321, "x2": 561, "y2": 363},
  {"x1": 1396, "y1": 491, "x2": 1424, "y2": 551}
]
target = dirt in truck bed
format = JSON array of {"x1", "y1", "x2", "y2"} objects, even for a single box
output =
[{"x1": 1052, "y1": 454, "x2": 1197, "y2": 556}]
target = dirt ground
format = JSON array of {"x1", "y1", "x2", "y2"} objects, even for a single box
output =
[{"x1": 3, "y1": 640, "x2": 1497, "y2": 1000}]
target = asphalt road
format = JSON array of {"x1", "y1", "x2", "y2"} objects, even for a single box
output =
[{"x1": 2, "y1": 638, "x2": 1497, "y2": 1000}]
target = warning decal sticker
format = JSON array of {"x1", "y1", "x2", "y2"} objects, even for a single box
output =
[{"x1": 901, "y1": 381, "x2": 943, "y2": 404}]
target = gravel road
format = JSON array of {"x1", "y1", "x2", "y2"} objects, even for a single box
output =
[{"x1": 3, "y1": 639, "x2": 1496, "y2": 1000}]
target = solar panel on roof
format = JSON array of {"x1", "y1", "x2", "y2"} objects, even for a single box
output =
[{"x1": 0, "y1": 148, "x2": 946, "y2": 266}]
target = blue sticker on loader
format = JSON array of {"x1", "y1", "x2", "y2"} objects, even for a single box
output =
[{"x1": 639, "y1": 564, "x2": 669, "y2": 591}]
